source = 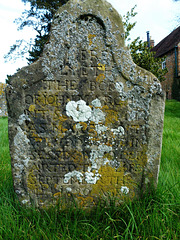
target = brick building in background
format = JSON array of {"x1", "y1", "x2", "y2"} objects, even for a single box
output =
[{"x1": 152, "y1": 26, "x2": 180, "y2": 100}]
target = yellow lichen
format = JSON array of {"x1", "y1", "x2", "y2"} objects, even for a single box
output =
[
  {"x1": 96, "y1": 73, "x2": 105, "y2": 83},
  {"x1": 136, "y1": 146, "x2": 148, "y2": 170},
  {"x1": 76, "y1": 195, "x2": 94, "y2": 207},
  {"x1": 89, "y1": 128, "x2": 97, "y2": 136},
  {"x1": 56, "y1": 115, "x2": 68, "y2": 137},
  {"x1": 0, "y1": 83, "x2": 6, "y2": 96},
  {"x1": 102, "y1": 105, "x2": 119, "y2": 126},
  {"x1": 31, "y1": 132, "x2": 42, "y2": 142},
  {"x1": 40, "y1": 182, "x2": 49, "y2": 189},
  {"x1": 29, "y1": 105, "x2": 35, "y2": 112},
  {"x1": 27, "y1": 166, "x2": 49, "y2": 193},
  {"x1": 91, "y1": 165, "x2": 124, "y2": 196},
  {"x1": 68, "y1": 149, "x2": 84, "y2": 167},
  {"x1": 117, "y1": 100, "x2": 128, "y2": 108},
  {"x1": 27, "y1": 169, "x2": 40, "y2": 191},
  {"x1": 126, "y1": 125, "x2": 140, "y2": 131},
  {"x1": 88, "y1": 34, "x2": 96, "y2": 45},
  {"x1": 79, "y1": 122, "x2": 88, "y2": 131},
  {"x1": 123, "y1": 145, "x2": 148, "y2": 176},
  {"x1": 90, "y1": 164, "x2": 136, "y2": 200},
  {"x1": 36, "y1": 92, "x2": 46, "y2": 106},
  {"x1": 97, "y1": 63, "x2": 105, "y2": 71},
  {"x1": 103, "y1": 153, "x2": 113, "y2": 161},
  {"x1": 54, "y1": 192, "x2": 61, "y2": 198}
]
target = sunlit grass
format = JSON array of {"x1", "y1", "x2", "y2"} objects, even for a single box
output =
[
  {"x1": 159, "y1": 100, "x2": 180, "y2": 201},
  {"x1": 0, "y1": 100, "x2": 179, "y2": 239}
]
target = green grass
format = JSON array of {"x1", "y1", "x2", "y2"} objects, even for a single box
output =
[
  {"x1": 159, "y1": 100, "x2": 180, "y2": 201},
  {"x1": 0, "y1": 100, "x2": 179, "y2": 239}
]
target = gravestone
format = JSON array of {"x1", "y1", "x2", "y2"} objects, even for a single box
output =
[
  {"x1": 6, "y1": 0, "x2": 165, "y2": 208},
  {"x1": 0, "y1": 83, "x2": 7, "y2": 117}
]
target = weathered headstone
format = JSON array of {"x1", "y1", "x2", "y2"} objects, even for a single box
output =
[
  {"x1": 0, "y1": 83, "x2": 7, "y2": 117},
  {"x1": 6, "y1": 0, "x2": 165, "y2": 207}
]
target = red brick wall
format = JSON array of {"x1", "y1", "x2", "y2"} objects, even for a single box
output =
[
  {"x1": 161, "y1": 49, "x2": 175, "y2": 99},
  {"x1": 161, "y1": 43, "x2": 180, "y2": 99}
]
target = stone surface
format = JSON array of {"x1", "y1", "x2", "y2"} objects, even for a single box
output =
[
  {"x1": 0, "y1": 83, "x2": 7, "y2": 117},
  {"x1": 6, "y1": 0, "x2": 165, "y2": 208}
]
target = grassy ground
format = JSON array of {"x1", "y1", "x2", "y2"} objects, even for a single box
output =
[{"x1": 0, "y1": 100, "x2": 179, "y2": 239}]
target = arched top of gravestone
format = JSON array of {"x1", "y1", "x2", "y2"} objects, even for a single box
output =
[
  {"x1": 41, "y1": 0, "x2": 157, "y2": 87},
  {"x1": 9, "y1": 0, "x2": 163, "y2": 94},
  {"x1": 6, "y1": 0, "x2": 165, "y2": 208}
]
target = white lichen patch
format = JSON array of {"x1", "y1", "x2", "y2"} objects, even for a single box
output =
[
  {"x1": 66, "y1": 100, "x2": 92, "y2": 122},
  {"x1": 110, "y1": 159, "x2": 120, "y2": 169},
  {"x1": 115, "y1": 82, "x2": 124, "y2": 93},
  {"x1": 18, "y1": 113, "x2": 31, "y2": 125},
  {"x1": 95, "y1": 124, "x2": 107, "y2": 134},
  {"x1": 85, "y1": 168, "x2": 101, "y2": 184},
  {"x1": 98, "y1": 144, "x2": 112, "y2": 158},
  {"x1": 22, "y1": 199, "x2": 29, "y2": 204},
  {"x1": 89, "y1": 150, "x2": 99, "y2": 169},
  {"x1": 121, "y1": 186, "x2": 129, "y2": 194},
  {"x1": 84, "y1": 144, "x2": 112, "y2": 184},
  {"x1": 66, "y1": 99, "x2": 105, "y2": 124},
  {"x1": 127, "y1": 110, "x2": 137, "y2": 121},
  {"x1": 15, "y1": 189, "x2": 21, "y2": 194},
  {"x1": 91, "y1": 98, "x2": 102, "y2": 108},
  {"x1": 64, "y1": 170, "x2": 83, "y2": 183},
  {"x1": 13, "y1": 126, "x2": 31, "y2": 205},
  {"x1": 66, "y1": 187, "x2": 72, "y2": 192},
  {"x1": 75, "y1": 123, "x2": 83, "y2": 129},
  {"x1": 64, "y1": 98, "x2": 118, "y2": 185},
  {"x1": 14, "y1": 163, "x2": 24, "y2": 172},
  {"x1": 90, "y1": 108, "x2": 105, "y2": 124},
  {"x1": 88, "y1": 144, "x2": 112, "y2": 168},
  {"x1": 111, "y1": 126, "x2": 125, "y2": 136},
  {"x1": 14, "y1": 126, "x2": 30, "y2": 167},
  {"x1": 103, "y1": 158, "x2": 110, "y2": 165},
  {"x1": 90, "y1": 98, "x2": 106, "y2": 124}
]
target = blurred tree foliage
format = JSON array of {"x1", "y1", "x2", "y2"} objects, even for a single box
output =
[
  {"x1": 122, "y1": 6, "x2": 167, "y2": 81},
  {"x1": 5, "y1": 1, "x2": 167, "y2": 81},
  {"x1": 130, "y1": 38, "x2": 167, "y2": 81},
  {"x1": 5, "y1": 0, "x2": 69, "y2": 63}
]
